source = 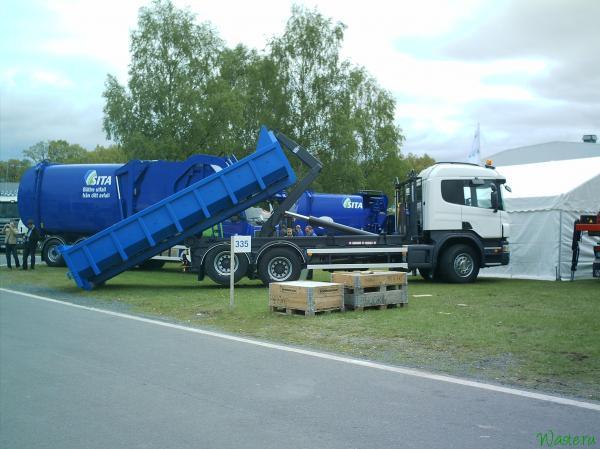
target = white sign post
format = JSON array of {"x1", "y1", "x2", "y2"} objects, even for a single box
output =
[{"x1": 230, "y1": 235, "x2": 251, "y2": 308}]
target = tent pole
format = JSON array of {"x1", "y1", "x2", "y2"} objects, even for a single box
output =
[{"x1": 557, "y1": 210, "x2": 563, "y2": 281}]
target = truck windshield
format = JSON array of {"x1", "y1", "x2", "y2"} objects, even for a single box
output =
[
  {"x1": 0, "y1": 202, "x2": 19, "y2": 218},
  {"x1": 442, "y1": 180, "x2": 503, "y2": 210}
]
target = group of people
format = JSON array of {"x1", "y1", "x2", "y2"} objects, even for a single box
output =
[
  {"x1": 293, "y1": 224, "x2": 315, "y2": 237},
  {"x1": 3, "y1": 219, "x2": 40, "y2": 270},
  {"x1": 282, "y1": 223, "x2": 315, "y2": 237}
]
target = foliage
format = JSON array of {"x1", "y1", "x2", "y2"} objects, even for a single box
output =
[
  {"x1": 103, "y1": 0, "x2": 224, "y2": 160},
  {"x1": 83, "y1": 145, "x2": 128, "y2": 164},
  {"x1": 21, "y1": 140, "x2": 126, "y2": 168},
  {"x1": 0, "y1": 159, "x2": 31, "y2": 183},
  {"x1": 267, "y1": 7, "x2": 406, "y2": 196},
  {"x1": 23, "y1": 140, "x2": 87, "y2": 164},
  {"x1": 22, "y1": 141, "x2": 49, "y2": 163},
  {"x1": 100, "y1": 1, "x2": 435, "y2": 197}
]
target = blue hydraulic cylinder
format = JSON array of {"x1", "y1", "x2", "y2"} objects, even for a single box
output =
[{"x1": 59, "y1": 127, "x2": 296, "y2": 290}]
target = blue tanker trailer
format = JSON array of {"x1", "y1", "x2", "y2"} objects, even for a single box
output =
[{"x1": 18, "y1": 154, "x2": 234, "y2": 266}]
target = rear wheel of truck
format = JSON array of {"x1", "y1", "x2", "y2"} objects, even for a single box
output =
[
  {"x1": 204, "y1": 248, "x2": 249, "y2": 285},
  {"x1": 439, "y1": 244, "x2": 479, "y2": 283},
  {"x1": 43, "y1": 238, "x2": 66, "y2": 267},
  {"x1": 258, "y1": 248, "x2": 302, "y2": 285}
]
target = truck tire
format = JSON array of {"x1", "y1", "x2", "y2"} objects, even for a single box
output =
[
  {"x1": 418, "y1": 268, "x2": 434, "y2": 281},
  {"x1": 43, "y1": 238, "x2": 66, "y2": 267},
  {"x1": 138, "y1": 259, "x2": 166, "y2": 270},
  {"x1": 204, "y1": 248, "x2": 249, "y2": 285},
  {"x1": 439, "y1": 244, "x2": 479, "y2": 283},
  {"x1": 258, "y1": 247, "x2": 302, "y2": 285}
]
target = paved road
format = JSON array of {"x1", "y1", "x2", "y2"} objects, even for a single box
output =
[{"x1": 1, "y1": 290, "x2": 598, "y2": 449}]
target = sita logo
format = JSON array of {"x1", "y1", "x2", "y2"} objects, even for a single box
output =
[
  {"x1": 343, "y1": 197, "x2": 362, "y2": 209},
  {"x1": 84, "y1": 170, "x2": 112, "y2": 186}
]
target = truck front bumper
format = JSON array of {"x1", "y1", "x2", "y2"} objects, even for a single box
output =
[{"x1": 483, "y1": 243, "x2": 510, "y2": 266}]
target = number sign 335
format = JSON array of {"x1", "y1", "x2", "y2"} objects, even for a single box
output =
[{"x1": 232, "y1": 235, "x2": 251, "y2": 253}]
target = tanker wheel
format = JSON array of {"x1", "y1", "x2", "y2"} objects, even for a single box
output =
[
  {"x1": 43, "y1": 238, "x2": 66, "y2": 267},
  {"x1": 439, "y1": 244, "x2": 480, "y2": 283},
  {"x1": 258, "y1": 248, "x2": 302, "y2": 285},
  {"x1": 204, "y1": 248, "x2": 249, "y2": 285}
]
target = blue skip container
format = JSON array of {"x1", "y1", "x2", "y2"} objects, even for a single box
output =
[{"x1": 60, "y1": 127, "x2": 296, "y2": 290}]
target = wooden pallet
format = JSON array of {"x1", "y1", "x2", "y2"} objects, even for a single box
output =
[
  {"x1": 343, "y1": 284, "x2": 408, "y2": 310},
  {"x1": 331, "y1": 271, "x2": 408, "y2": 311},
  {"x1": 351, "y1": 303, "x2": 406, "y2": 312},
  {"x1": 268, "y1": 305, "x2": 342, "y2": 317}
]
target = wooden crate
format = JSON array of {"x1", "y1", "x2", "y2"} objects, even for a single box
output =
[
  {"x1": 331, "y1": 271, "x2": 407, "y2": 289},
  {"x1": 331, "y1": 271, "x2": 408, "y2": 311},
  {"x1": 269, "y1": 281, "x2": 344, "y2": 316}
]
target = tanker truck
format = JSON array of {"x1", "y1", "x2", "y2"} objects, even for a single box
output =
[{"x1": 17, "y1": 154, "x2": 235, "y2": 267}]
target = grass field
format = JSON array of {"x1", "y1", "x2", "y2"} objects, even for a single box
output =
[{"x1": 1, "y1": 264, "x2": 599, "y2": 400}]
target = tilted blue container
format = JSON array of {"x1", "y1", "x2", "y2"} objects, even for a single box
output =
[
  {"x1": 59, "y1": 127, "x2": 296, "y2": 290},
  {"x1": 18, "y1": 155, "x2": 232, "y2": 239}
]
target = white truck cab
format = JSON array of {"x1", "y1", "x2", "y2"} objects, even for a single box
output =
[
  {"x1": 398, "y1": 162, "x2": 510, "y2": 282},
  {"x1": 420, "y1": 163, "x2": 509, "y2": 239},
  {"x1": 0, "y1": 193, "x2": 25, "y2": 250}
]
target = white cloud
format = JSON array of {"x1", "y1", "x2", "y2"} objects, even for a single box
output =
[
  {"x1": 0, "y1": 68, "x2": 19, "y2": 88},
  {"x1": 39, "y1": 0, "x2": 142, "y2": 81},
  {"x1": 30, "y1": 70, "x2": 73, "y2": 88}
]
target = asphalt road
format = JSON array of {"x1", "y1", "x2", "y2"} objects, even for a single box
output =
[{"x1": 1, "y1": 290, "x2": 598, "y2": 449}]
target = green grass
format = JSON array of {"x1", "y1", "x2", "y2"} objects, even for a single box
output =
[{"x1": 2, "y1": 264, "x2": 599, "y2": 400}]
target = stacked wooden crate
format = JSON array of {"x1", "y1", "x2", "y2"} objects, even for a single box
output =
[
  {"x1": 331, "y1": 271, "x2": 408, "y2": 311},
  {"x1": 269, "y1": 281, "x2": 344, "y2": 316}
]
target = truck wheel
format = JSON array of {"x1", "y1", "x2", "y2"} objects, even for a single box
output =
[
  {"x1": 440, "y1": 244, "x2": 479, "y2": 283},
  {"x1": 418, "y1": 268, "x2": 434, "y2": 281},
  {"x1": 204, "y1": 248, "x2": 249, "y2": 285},
  {"x1": 138, "y1": 259, "x2": 166, "y2": 270},
  {"x1": 43, "y1": 238, "x2": 66, "y2": 267},
  {"x1": 258, "y1": 248, "x2": 302, "y2": 285}
]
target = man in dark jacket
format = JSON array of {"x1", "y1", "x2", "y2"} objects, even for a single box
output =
[{"x1": 22, "y1": 219, "x2": 40, "y2": 270}]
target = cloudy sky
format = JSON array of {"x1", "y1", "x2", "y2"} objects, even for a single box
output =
[{"x1": 1, "y1": 0, "x2": 598, "y2": 161}]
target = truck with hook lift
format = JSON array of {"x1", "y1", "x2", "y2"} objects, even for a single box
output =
[{"x1": 188, "y1": 129, "x2": 511, "y2": 285}]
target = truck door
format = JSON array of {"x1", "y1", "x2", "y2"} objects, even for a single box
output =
[{"x1": 460, "y1": 179, "x2": 504, "y2": 239}]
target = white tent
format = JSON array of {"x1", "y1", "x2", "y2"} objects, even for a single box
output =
[{"x1": 482, "y1": 156, "x2": 600, "y2": 280}]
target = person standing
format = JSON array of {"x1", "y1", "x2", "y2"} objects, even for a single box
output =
[
  {"x1": 22, "y1": 219, "x2": 40, "y2": 270},
  {"x1": 3, "y1": 220, "x2": 20, "y2": 269},
  {"x1": 293, "y1": 224, "x2": 304, "y2": 236}
]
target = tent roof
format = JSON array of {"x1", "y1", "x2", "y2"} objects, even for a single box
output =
[
  {"x1": 487, "y1": 141, "x2": 600, "y2": 166},
  {"x1": 496, "y1": 157, "x2": 600, "y2": 212}
]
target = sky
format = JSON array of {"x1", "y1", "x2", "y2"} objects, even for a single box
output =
[{"x1": 1, "y1": 0, "x2": 599, "y2": 162}]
